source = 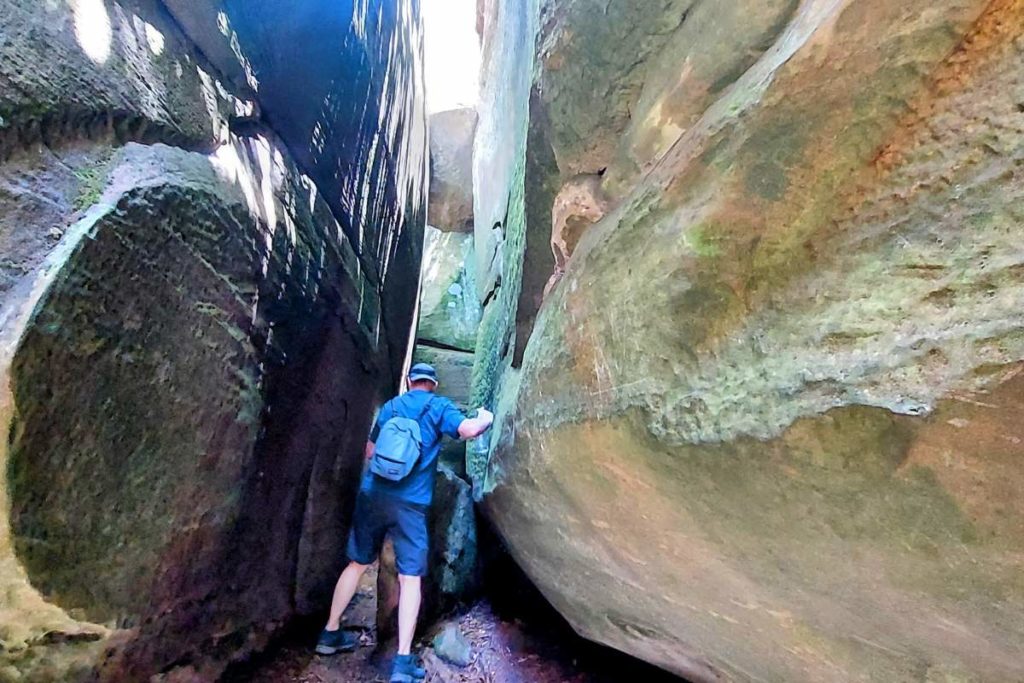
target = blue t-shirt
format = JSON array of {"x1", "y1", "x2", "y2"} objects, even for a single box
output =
[{"x1": 361, "y1": 389, "x2": 466, "y2": 505}]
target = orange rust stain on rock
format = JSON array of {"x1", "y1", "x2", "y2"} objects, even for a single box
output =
[{"x1": 874, "y1": 0, "x2": 1024, "y2": 173}]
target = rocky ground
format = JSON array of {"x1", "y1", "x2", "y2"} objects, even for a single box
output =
[{"x1": 227, "y1": 565, "x2": 682, "y2": 683}]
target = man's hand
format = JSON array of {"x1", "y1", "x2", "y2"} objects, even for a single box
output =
[{"x1": 458, "y1": 407, "x2": 494, "y2": 440}]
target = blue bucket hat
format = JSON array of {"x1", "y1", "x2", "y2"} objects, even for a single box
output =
[{"x1": 408, "y1": 362, "x2": 438, "y2": 385}]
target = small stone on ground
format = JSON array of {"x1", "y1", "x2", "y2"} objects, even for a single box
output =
[{"x1": 432, "y1": 623, "x2": 472, "y2": 667}]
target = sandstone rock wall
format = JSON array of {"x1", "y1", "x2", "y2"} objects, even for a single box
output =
[
  {"x1": 473, "y1": 0, "x2": 1024, "y2": 680},
  {"x1": 160, "y1": 0, "x2": 428, "y2": 375},
  {"x1": 0, "y1": 1, "x2": 426, "y2": 680},
  {"x1": 466, "y1": 0, "x2": 541, "y2": 494}
]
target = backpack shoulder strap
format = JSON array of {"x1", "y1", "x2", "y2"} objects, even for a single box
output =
[{"x1": 416, "y1": 395, "x2": 435, "y2": 422}]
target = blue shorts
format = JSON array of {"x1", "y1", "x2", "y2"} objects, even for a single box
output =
[{"x1": 346, "y1": 490, "x2": 429, "y2": 576}]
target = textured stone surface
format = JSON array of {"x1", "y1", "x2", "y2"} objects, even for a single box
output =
[
  {"x1": 161, "y1": 0, "x2": 429, "y2": 363},
  {"x1": 0, "y1": 143, "x2": 115, "y2": 299},
  {"x1": 432, "y1": 623, "x2": 473, "y2": 667},
  {"x1": 467, "y1": 1, "x2": 539, "y2": 497},
  {"x1": 471, "y1": 0, "x2": 537, "y2": 303},
  {"x1": 475, "y1": 0, "x2": 1024, "y2": 680},
  {"x1": 0, "y1": 0, "x2": 233, "y2": 157},
  {"x1": 3, "y1": 140, "x2": 391, "y2": 681},
  {"x1": 545, "y1": 173, "x2": 610, "y2": 295},
  {"x1": 0, "y1": 1, "x2": 427, "y2": 680},
  {"x1": 429, "y1": 108, "x2": 477, "y2": 233},
  {"x1": 534, "y1": 0, "x2": 693, "y2": 178},
  {"x1": 604, "y1": 0, "x2": 799, "y2": 197},
  {"x1": 419, "y1": 226, "x2": 481, "y2": 352}
]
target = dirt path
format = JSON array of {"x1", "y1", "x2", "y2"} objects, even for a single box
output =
[{"x1": 228, "y1": 565, "x2": 683, "y2": 683}]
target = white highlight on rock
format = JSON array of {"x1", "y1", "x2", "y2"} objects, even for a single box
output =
[
  {"x1": 352, "y1": 0, "x2": 370, "y2": 41},
  {"x1": 144, "y1": 21, "x2": 164, "y2": 56},
  {"x1": 71, "y1": 0, "x2": 113, "y2": 64}
]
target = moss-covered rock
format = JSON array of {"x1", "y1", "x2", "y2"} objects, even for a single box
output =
[{"x1": 419, "y1": 226, "x2": 480, "y2": 352}]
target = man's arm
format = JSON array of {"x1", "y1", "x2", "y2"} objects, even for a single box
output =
[
  {"x1": 364, "y1": 440, "x2": 375, "y2": 460},
  {"x1": 457, "y1": 408, "x2": 494, "y2": 440}
]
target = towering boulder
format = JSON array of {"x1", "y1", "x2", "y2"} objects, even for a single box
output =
[
  {"x1": 0, "y1": 0, "x2": 426, "y2": 680},
  {"x1": 473, "y1": 0, "x2": 1024, "y2": 681}
]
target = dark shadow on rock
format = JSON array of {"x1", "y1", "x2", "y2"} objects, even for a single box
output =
[{"x1": 478, "y1": 518, "x2": 690, "y2": 683}]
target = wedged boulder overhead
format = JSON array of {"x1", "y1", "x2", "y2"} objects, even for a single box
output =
[
  {"x1": 475, "y1": 0, "x2": 1024, "y2": 681},
  {"x1": 0, "y1": 0, "x2": 426, "y2": 679},
  {"x1": 428, "y1": 108, "x2": 477, "y2": 233}
]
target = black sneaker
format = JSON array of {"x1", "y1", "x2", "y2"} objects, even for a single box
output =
[
  {"x1": 315, "y1": 628, "x2": 358, "y2": 655},
  {"x1": 389, "y1": 653, "x2": 427, "y2": 682}
]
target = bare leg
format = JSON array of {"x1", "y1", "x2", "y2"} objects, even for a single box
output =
[
  {"x1": 396, "y1": 574, "x2": 422, "y2": 655},
  {"x1": 325, "y1": 562, "x2": 369, "y2": 630}
]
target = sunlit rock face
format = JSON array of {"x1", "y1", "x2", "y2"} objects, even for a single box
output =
[
  {"x1": 0, "y1": 0, "x2": 231, "y2": 157},
  {"x1": 473, "y1": 0, "x2": 1024, "y2": 680},
  {"x1": 0, "y1": 0, "x2": 426, "y2": 680}
]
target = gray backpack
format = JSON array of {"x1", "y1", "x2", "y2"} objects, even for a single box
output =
[{"x1": 369, "y1": 397, "x2": 435, "y2": 481}]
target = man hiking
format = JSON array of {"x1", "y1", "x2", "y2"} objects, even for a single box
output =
[{"x1": 315, "y1": 362, "x2": 494, "y2": 683}]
